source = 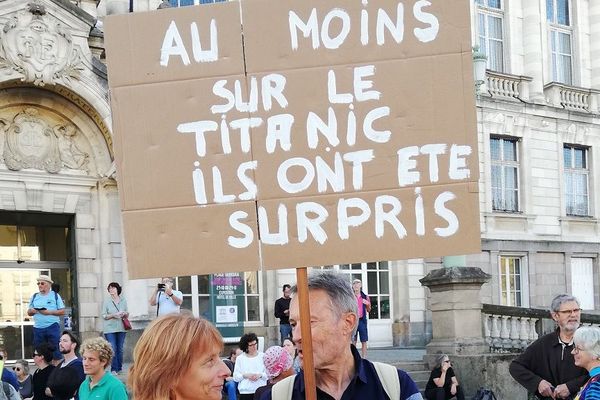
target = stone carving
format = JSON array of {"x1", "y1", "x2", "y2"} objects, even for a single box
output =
[
  {"x1": 1, "y1": 107, "x2": 90, "y2": 173},
  {"x1": 55, "y1": 123, "x2": 89, "y2": 172},
  {"x1": 0, "y1": 2, "x2": 83, "y2": 86}
]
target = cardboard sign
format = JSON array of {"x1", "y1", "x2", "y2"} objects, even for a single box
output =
[{"x1": 105, "y1": 0, "x2": 480, "y2": 279}]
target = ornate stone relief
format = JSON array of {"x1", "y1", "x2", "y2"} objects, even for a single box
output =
[
  {"x1": 0, "y1": 2, "x2": 83, "y2": 86},
  {"x1": 0, "y1": 107, "x2": 90, "y2": 173}
]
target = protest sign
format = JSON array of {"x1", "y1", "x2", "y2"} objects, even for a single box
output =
[{"x1": 105, "y1": 0, "x2": 480, "y2": 279}]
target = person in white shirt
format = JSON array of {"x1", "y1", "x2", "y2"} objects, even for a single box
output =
[
  {"x1": 233, "y1": 333, "x2": 267, "y2": 400},
  {"x1": 149, "y1": 277, "x2": 183, "y2": 316}
]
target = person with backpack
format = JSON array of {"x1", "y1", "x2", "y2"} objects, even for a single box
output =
[
  {"x1": 27, "y1": 276, "x2": 65, "y2": 363},
  {"x1": 571, "y1": 326, "x2": 600, "y2": 399},
  {"x1": 258, "y1": 271, "x2": 423, "y2": 400}
]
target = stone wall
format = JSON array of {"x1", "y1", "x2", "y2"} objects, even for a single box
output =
[{"x1": 450, "y1": 353, "x2": 528, "y2": 400}]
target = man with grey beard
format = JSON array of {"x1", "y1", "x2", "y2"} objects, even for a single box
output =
[{"x1": 510, "y1": 294, "x2": 589, "y2": 399}]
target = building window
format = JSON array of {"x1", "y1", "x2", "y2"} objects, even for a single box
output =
[
  {"x1": 571, "y1": 258, "x2": 594, "y2": 310},
  {"x1": 176, "y1": 271, "x2": 261, "y2": 323},
  {"x1": 319, "y1": 262, "x2": 390, "y2": 320},
  {"x1": 476, "y1": 0, "x2": 504, "y2": 72},
  {"x1": 547, "y1": 0, "x2": 573, "y2": 84},
  {"x1": 491, "y1": 137, "x2": 519, "y2": 212},
  {"x1": 564, "y1": 145, "x2": 589, "y2": 216},
  {"x1": 169, "y1": 0, "x2": 226, "y2": 6},
  {"x1": 499, "y1": 256, "x2": 527, "y2": 307}
]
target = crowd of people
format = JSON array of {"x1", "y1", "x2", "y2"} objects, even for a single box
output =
[{"x1": 6, "y1": 272, "x2": 600, "y2": 400}]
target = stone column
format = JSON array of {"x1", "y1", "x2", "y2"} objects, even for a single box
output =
[
  {"x1": 419, "y1": 266, "x2": 491, "y2": 355},
  {"x1": 590, "y1": 1, "x2": 600, "y2": 112},
  {"x1": 522, "y1": 0, "x2": 546, "y2": 103}
]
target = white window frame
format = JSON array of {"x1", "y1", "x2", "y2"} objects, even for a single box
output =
[
  {"x1": 315, "y1": 262, "x2": 391, "y2": 321},
  {"x1": 570, "y1": 257, "x2": 595, "y2": 310},
  {"x1": 498, "y1": 255, "x2": 529, "y2": 307},
  {"x1": 490, "y1": 136, "x2": 520, "y2": 212},
  {"x1": 547, "y1": 0, "x2": 573, "y2": 85},
  {"x1": 563, "y1": 145, "x2": 590, "y2": 217},
  {"x1": 476, "y1": 0, "x2": 505, "y2": 72}
]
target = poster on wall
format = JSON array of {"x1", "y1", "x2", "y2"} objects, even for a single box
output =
[
  {"x1": 105, "y1": 0, "x2": 480, "y2": 279},
  {"x1": 210, "y1": 273, "x2": 245, "y2": 338}
]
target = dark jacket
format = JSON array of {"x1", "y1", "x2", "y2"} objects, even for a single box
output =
[
  {"x1": 509, "y1": 329, "x2": 588, "y2": 399},
  {"x1": 46, "y1": 358, "x2": 85, "y2": 400},
  {"x1": 274, "y1": 297, "x2": 291, "y2": 325}
]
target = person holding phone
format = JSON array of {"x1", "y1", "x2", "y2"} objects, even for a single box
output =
[
  {"x1": 424, "y1": 354, "x2": 465, "y2": 400},
  {"x1": 27, "y1": 276, "x2": 65, "y2": 363},
  {"x1": 149, "y1": 277, "x2": 183, "y2": 316}
]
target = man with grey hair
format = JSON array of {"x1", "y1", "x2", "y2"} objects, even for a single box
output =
[
  {"x1": 259, "y1": 270, "x2": 422, "y2": 400},
  {"x1": 509, "y1": 294, "x2": 588, "y2": 399}
]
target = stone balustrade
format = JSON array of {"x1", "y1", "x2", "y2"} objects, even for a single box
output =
[
  {"x1": 544, "y1": 82, "x2": 600, "y2": 113},
  {"x1": 482, "y1": 304, "x2": 600, "y2": 353},
  {"x1": 486, "y1": 71, "x2": 533, "y2": 102}
]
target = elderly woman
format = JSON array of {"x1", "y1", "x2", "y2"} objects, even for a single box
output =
[
  {"x1": 233, "y1": 333, "x2": 268, "y2": 400},
  {"x1": 102, "y1": 282, "x2": 129, "y2": 375},
  {"x1": 13, "y1": 359, "x2": 32, "y2": 399},
  {"x1": 572, "y1": 326, "x2": 600, "y2": 399},
  {"x1": 78, "y1": 337, "x2": 127, "y2": 400},
  {"x1": 128, "y1": 313, "x2": 230, "y2": 400},
  {"x1": 253, "y1": 346, "x2": 295, "y2": 400},
  {"x1": 424, "y1": 354, "x2": 465, "y2": 400}
]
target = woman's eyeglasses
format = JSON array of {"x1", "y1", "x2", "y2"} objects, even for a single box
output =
[
  {"x1": 12, "y1": 367, "x2": 21, "y2": 372},
  {"x1": 573, "y1": 346, "x2": 585, "y2": 355}
]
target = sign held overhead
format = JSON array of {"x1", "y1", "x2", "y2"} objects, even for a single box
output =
[{"x1": 105, "y1": 0, "x2": 480, "y2": 279}]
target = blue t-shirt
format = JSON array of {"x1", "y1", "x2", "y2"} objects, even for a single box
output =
[
  {"x1": 2, "y1": 367, "x2": 19, "y2": 391},
  {"x1": 29, "y1": 291, "x2": 65, "y2": 328},
  {"x1": 259, "y1": 345, "x2": 422, "y2": 400}
]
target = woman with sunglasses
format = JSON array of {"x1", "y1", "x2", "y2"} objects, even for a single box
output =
[
  {"x1": 13, "y1": 360, "x2": 32, "y2": 400},
  {"x1": 572, "y1": 326, "x2": 600, "y2": 399},
  {"x1": 424, "y1": 354, "x2": 465, "y2": 400},
  {"x1": 31, "y1": 343, "x2": 54, "y2": 400}
]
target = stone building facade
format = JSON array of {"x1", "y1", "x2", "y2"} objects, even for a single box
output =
[{"x1": 0, "y1": 0, "x2": 598, "y2": 362}]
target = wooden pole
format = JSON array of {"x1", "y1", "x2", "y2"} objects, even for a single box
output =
[{"x1": 296, "y1": 267, "x2": 317, "y2": 400}]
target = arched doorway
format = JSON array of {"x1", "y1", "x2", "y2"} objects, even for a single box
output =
[{"x1": 0, "y1": 84, "x2": 115, "y2": 360}]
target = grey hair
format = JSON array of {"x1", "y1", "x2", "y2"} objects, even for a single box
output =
[
  {"x1": 15, "y1": 359, "x2": 30, "y2": 374},
  {"x1": 291, "y1": 270, "x2": 358, "y2": 327},
  {"x1": 550, "y1": 294, "x2": 580, "y2": 313},
  {"x1": 435, "y1": 353, "x2": 449, "y2": 368},
  {"x1": 574, "y1": 326, "x2": 600, "y2": 360}
]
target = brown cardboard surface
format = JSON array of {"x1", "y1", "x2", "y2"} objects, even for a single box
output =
[
  {"x1": 111, "y1": 77, "x2": 254, "y2": 211},
  {"x1": 248, "y1": 53, "x2": 478, "y2": 200},
  {"x1": 122, "y1": 203, "x2": 260, "y2": 278},
  {"x1": 105, "y1": 1, "x2": 245, "y2": 88},
  {"x1": 241, "y1": 0, "x2": 472, "y2": 74},
  {"x1": 258, "y1": 182, "x2": 480, "y2": 269},
  {"x1": 105, "y1": 0, "x2": 480, "y2": 279}
]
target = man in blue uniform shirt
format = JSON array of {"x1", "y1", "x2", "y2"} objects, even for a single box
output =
[{"x1": 260, "y1": 271, "x2": 422, "y2": 400}]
